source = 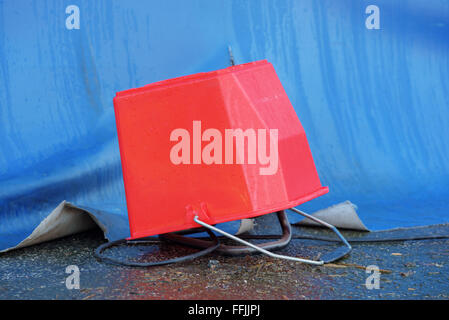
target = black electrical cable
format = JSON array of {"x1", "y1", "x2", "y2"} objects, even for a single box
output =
[
  {"x1": 188, "y1": 233, "x2": 449, "y2": 243},
  {"x1": 289, "y1": 234, "x2": 449, "y2": 242},
  {"x1": 94, "y1": 229, "x2": 219, "y2": 267}
]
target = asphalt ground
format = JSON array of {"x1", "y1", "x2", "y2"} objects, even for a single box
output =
[{"x1": 1, "y1": 214, "x2": 448, "y2": 300}]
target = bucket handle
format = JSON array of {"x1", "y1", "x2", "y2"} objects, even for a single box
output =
[
  {"x1": 194, "y1": 207, "x2": 352, "y2": 265},
  {"x1": 161, "y1": 211, "x2": 292, "y2": 256}
]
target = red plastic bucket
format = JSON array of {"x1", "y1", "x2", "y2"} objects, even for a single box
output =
[{"x1": 114, "y1": 60, "x2": 328, "y2": 240}]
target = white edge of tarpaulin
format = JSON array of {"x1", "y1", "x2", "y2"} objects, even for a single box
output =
[
  {"x1": 294, "y1": 201, "x2": 370, "y2": 231},
  {"x1": 0, "y1": 201, "x2": 98, "y2": 253},
  {"x1": 0, "y1": 201, "x2": 249, "y2": 254}
]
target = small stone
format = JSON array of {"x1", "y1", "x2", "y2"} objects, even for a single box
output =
[{"x1": 208, "y1": 260, "x2": 220, "y2": 269}]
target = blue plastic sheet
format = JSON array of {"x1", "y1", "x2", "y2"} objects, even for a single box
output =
[{"x1": 1, "y1": 0, "x2": 448, "y2": 251}]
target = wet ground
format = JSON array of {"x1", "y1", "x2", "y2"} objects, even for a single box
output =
[{"x1": 1, "y1": 217, "x2": 449, "y2": 300}]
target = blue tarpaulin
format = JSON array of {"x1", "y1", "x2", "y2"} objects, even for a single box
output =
[{"x1": 1, "y1": 0, "x2": 448, "y2": 251}]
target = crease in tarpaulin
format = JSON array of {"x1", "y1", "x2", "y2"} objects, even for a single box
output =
[
  {"x1": 0, "y1": 201, "x2": 111, "y2": 253},
  {"x1": 293, "y1": 201, "x2": 370, "y2": 231},
  {"x1": 0, "y1": 201, "x2": 246, "y2": 253}
]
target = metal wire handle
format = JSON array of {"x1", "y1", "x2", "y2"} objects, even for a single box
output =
[
  {"x1": 193, "y1": 207, "x2": 352, "y2": 265},
  {"x1": 194, "y1": 216, "x2": 324, "y2": 265},
  {"x1": 288, "y1": 207, "x2": 352, "y2": 263}
]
